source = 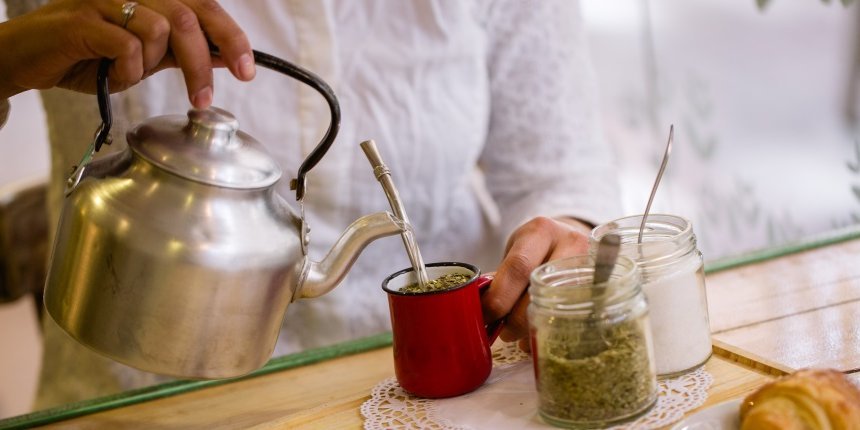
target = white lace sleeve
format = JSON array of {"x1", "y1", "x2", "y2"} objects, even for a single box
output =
[{"x1": 479, "y1": 0, "x2": 622, "y2": 236}]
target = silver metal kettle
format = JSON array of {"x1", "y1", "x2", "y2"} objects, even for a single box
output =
[{"x1": 43, "y1": 53, "x2": 404, "y2": 379}]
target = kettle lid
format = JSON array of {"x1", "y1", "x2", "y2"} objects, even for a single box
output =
[{"x1": 127, "y1": 107, "x2": 282, "y2": 189}]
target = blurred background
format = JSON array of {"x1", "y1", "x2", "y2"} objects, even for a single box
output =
[{"x1": 1, "y1": 0, "x2": 858, "y2": 419}]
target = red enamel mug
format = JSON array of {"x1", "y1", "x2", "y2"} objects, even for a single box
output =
[{"x1": 382, "y1": 262, "x2": 503, "y2": 398}]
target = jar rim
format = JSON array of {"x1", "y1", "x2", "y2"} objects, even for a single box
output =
[
  {"x1": 590, "y1": 214, "x2": 697, "y2": 270},
  {"x1": 529, "y1": 255, "x2": 641, "y2": 312},
  {"x1": 590, "y1": 214, "x2": 692, "y2": 244}
]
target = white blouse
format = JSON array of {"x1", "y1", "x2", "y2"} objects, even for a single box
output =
[{"x1": 7, "y1": 0, "x2": 621, "y2": 407}]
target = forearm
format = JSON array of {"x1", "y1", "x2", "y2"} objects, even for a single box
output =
[
  {"x1": 0, "y1": 20, "x2": 28, "y2": 99},
  {"x1": 0, "y1": 17, "x2": 17, "y2": 129}
]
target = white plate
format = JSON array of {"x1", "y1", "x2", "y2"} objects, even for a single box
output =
[{"x1": 671, "y1": 399, "x2": 742, "y2": 430}]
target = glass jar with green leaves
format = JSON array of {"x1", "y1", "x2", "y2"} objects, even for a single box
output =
[{"x1": 528, "y1": 255, "x2": 658, "y2": 428}]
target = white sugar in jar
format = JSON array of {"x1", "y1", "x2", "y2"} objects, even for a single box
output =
[{"x1": 591, "y1": 214, "x2": 711, "y2": 377}]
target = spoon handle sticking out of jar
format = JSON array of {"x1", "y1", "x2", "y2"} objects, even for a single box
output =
[
  {"x1": 638, "y1": 125, "x2": 674, "y2": 244},
  {"x1": 360, "y1": 140, "x2": 430, "y2": 288},
  {"x1": 592, "y1": 233, "x2": 620, "y2": 322},
  {"x1": 582, "y1": 233, "x2": 621, "y2": 355},
  {"x1": 593, "y1": 233, "x2": 620, "y2": 286}
]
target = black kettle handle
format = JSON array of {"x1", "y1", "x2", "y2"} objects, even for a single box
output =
[{"x1": 94, "y1": 47, "x2": 341, "y2": 201}]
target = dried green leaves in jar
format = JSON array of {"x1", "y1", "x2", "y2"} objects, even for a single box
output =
[
  {"x1": 534, "y1": 317, "x2": 657, "y2": 425},
  {"x1": 528, "y1": 255, "x2": 658, "y2": 428}
]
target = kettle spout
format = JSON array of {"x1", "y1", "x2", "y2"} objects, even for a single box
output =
[{"x1": 298, "y1": 211, "x2": 403, "y2": 299}]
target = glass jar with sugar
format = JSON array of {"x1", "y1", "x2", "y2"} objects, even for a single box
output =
[{"x1": 591, "y1": 214, "x2": 711, "y2": 377}]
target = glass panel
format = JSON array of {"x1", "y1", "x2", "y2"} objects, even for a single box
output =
[{"x1": 582, "y1": 0, "x2": 860, "y2": 259}]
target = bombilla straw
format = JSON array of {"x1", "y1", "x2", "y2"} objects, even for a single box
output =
[
  {"x1": 638, "y1": 125, "x2": 674, "y2": 244},
  {"x1": 360, "y1": 140, "x2": 430, "y2": 287}
]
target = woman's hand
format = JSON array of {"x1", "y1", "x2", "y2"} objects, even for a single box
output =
[
  {"x1": 481, "y1": 216, "x2": 593, "y2": 350},
  {"x1": 0, "y1": 0, "x2": 254, "y2": 107}
]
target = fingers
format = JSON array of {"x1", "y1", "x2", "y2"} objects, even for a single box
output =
[
  {"x1": 0, "y1": 2, "x2": 142, "y2": 94},
  {"x1": 483, "y1": 217, "x2": 592, "y2": 344},
  {"x1": 116, "y1": 5, "x2": 171, "y2": 73},
  {"x1": 132, "y1": 0, "x2": 211, "y2": 108},
  {"x1": 518, "y1": 337, "x2": 531, "y2": 353},
  {"x1": 96, "y1": 0, "x2": 254, "y2": 108},
  {"x1": 483, "y1": 217, "x2": 557, "y2": 324},
  {"x1": 184, "y1": 0, "x2": 255, "y2": 81},
  {"x1": 89, "y1": 1, "x2": 170, "y2": 82},
  {"x1": 71, "y1": 19, "x2": 145, "y2": 89},
  {"x1": 133, "y1": 0, "x2": 253, "y2": 108},
  {"x1": 2, "y1": 0, "x2": 251, "y2": 100},
  {"x1": 499, "y1": 293, "x2": 530, "y2": 342}
]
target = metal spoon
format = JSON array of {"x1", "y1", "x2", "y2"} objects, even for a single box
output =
[
  {"x1": 638, "y1": 125, "x2": 674, "y2": 244},
  {"x1": 593, "y1": 233, "x2": 621, "y2": 286},
  {"x1": 582, "y1": 233, "x2": 621, "y2": 356}
]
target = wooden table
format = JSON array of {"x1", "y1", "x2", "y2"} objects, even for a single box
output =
[{"x1": 3, "y1": 226, "x2": 860, "y2": 429}]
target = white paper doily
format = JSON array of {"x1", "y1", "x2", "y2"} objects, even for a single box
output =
[{"x1": 361, "y1": 342, "x2": 713, "y2": 430}]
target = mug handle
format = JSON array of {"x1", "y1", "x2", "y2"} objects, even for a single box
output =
[{"x1": 475, "y1": 275, "x2": 505, "y2": 344}]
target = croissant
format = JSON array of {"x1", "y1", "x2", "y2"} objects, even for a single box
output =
[{"x1": 739, "y1": 368, "x2": 860, "y2": 430}]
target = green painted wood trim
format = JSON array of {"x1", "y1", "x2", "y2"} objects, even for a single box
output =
[
  {"x1": 703, "y1": 224, "x2": 860, "y2": 274},
  {"x1": 0, "y1": 332, "x2": 393, "y2": 430}
]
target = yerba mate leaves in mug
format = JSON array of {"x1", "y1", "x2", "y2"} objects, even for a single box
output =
[{"x1": 400, "y1": 273, "x2": 472, "y2": 294}]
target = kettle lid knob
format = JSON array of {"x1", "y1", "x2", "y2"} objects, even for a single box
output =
[
  {"x1": 188, "y1": 107, "x2": 239, "y2": 148},
  {"x1": 128, "y1": 107, "x2": 282, "y2": 189}
]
